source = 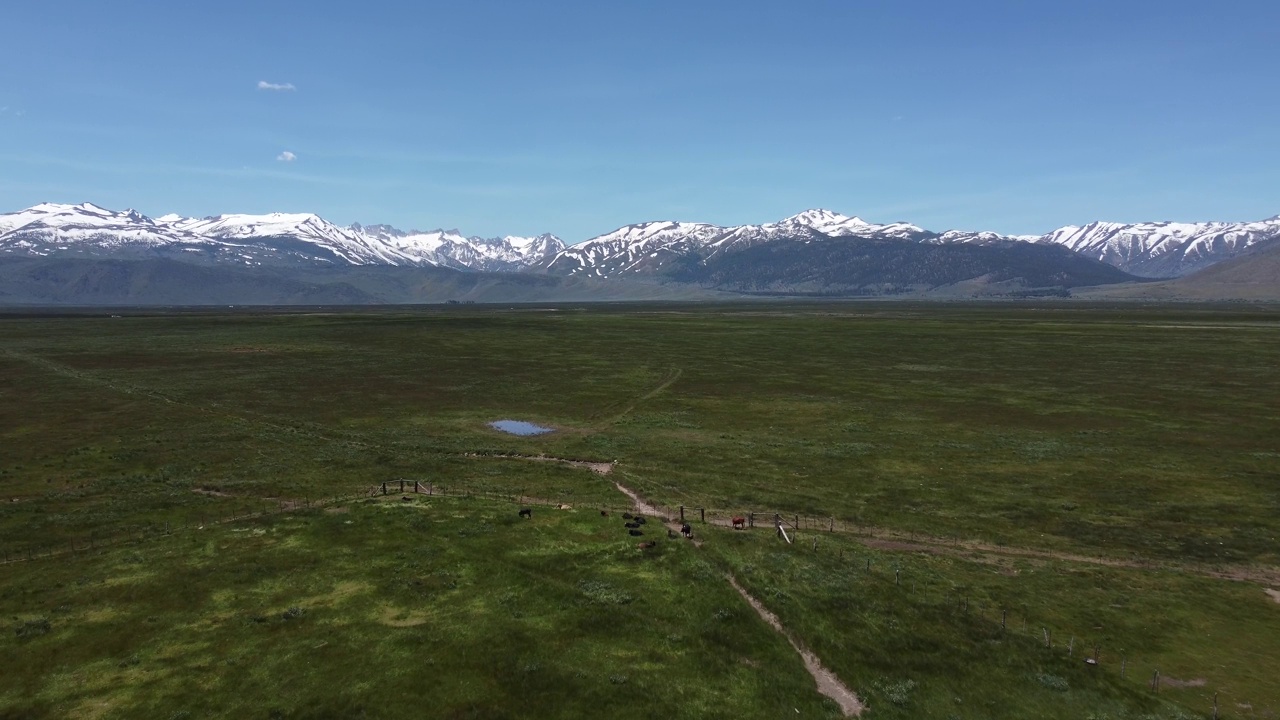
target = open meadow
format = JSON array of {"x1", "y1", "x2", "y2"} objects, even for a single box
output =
[{"x1": 1, "y1": 301, "x2": 1278, "y2": 719}]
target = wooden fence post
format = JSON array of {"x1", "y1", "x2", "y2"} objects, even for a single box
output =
[
  {"x1": 680, "y1": 506, "x2": 684, "y2": 521},
  {"x1": 746, "y1": 511, "x2": 751, "y2": 527}
]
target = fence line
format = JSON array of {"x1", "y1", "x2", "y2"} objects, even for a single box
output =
[{"x1": 0, "y1": 478, "x2": 1220, "y2": 714}]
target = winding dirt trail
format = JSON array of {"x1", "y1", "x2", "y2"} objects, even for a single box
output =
[{"x1": 595, "y1": 367, "x2": 683, "y2": 429}]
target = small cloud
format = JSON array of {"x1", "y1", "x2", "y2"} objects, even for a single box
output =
[
  {"x1": 277, "y1": 151, "x2": 297, "y2": 162},
  {"x1": 257, "y1": 80, "x2": 296, "y2": 91}
]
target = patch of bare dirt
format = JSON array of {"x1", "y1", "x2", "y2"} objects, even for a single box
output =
[
  {"x1": 1161, "y1": 676, "x2": 1207, "y2": 688},
  {"x1": 1265, "y1": 588, "x2": 1280, "y2": 605},
  {"x1": 726, "y1": 574, "x2": 864, "y2": 717},
  {"x1": 464, "y1": 453, "x2": 614, "y2": 475},
  {"x1": 191, "y1": 487, "x2": 232, "y2": 498}
]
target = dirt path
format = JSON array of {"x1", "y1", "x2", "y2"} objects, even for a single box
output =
[
  {"x1": 596, "y1": 367, "x2": 682, "y2": 428},
  {"x1": 463, "y1": 453, "x2": 614, "y2": 475},
  {"x1": 608, "y1": 474, "x2": 1280, "y2": 585},
  {"x1": 1, "y1": 348, "x2": 374, "y2": 451},
  {"x1": 613, "y1": 479, "x2": 861, "y2": 714},
  {"x1": 726, "y1": 574, "x2": 864, "y2": 717},
  {"x1": 1266, "y1": 589, "x2": 1280, "y2": 605}
]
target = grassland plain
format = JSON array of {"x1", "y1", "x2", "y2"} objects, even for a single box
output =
[{"x1": 1, "y1": 301, "x2": 1278, "y2": 718}]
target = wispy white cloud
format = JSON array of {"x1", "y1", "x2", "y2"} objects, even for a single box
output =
[
  {"x1": 257, "y1": 80, "x2": 296, "y2": 92},
  {"x1": 277, "y1": 151, "x2": 297, "y2": 163}
]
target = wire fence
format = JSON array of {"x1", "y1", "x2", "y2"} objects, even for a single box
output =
[{"x1": 0, "y1": 476, "x2": 1241, "y2": 716}]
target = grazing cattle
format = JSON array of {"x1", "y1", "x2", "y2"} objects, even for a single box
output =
[
  {"x1": 624, "y1": 522, "x2": 640, "y2": 529},
  {"x1": 629, "y1": 529, "x2": 644, "y2": 537},
  {"x1": 681, "y1": 523, "x2": 692, "y2": 538},
  {"x1": 731, "y1": 517, "x2": 746, "y2": 529},
  {"x1": 633, "y1": 517, "x2": 647, "y2": 525},
  {"x1": 518, "y1": 508, "x2": 532, "y2": 518},
  {"x1": 600, "y1": 510, "x2": 609, "y2": 517},
  {"x1": 401, "y1": 496, "x2": 412, "y2": 502},
  {"x1": 637, "y1": 541, "x2": 657, "y2": 549},
  {"x1": 621, "y1": 512, "x2": 633, "y2": 520}
]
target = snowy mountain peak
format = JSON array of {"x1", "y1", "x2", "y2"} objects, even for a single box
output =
[{"x1": 785, "y1": 209, "x2": 867, "y2": 227}]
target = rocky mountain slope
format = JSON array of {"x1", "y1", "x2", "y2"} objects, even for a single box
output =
[
  {"x1": 666, "y1": 236, "x2": 1140, "y2": 296},
  {"x1": 1023, "y1": 218, "x2": 1280, "y2": 277},
  {"x1": 0, "y1": 256, "x2": 717, "y2": 306}
]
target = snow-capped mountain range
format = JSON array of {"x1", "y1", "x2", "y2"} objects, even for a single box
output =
[
  {"x1": 0, "y1": 203, "x2": 565, "y2": 272},
  {"x1": 550, "y1": 208, "x2": 1280, "y2": 279},
  {"x1": 2, "y1": 202, "x2": 1277, "y2": 278},
  {"x1": 547, "y1": 209, "x2": 938, "y2": 278}
]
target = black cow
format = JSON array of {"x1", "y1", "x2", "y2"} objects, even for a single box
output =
[
  {"x1": 624, "y1": 522, "x2": 640, "y2": 529},
  {"x1": 518, "y1": 508, "x2": 532, "y2": 518},
  {"x1": 628, "y1": 529, "x2": 644, "y2": 537},
  {"x1": 633, "y1": 517, "x2": 647, "y2": 525},
  {"x1": 681, "y1": 523, "x2": 692, "y2": 538},
  {"x1": 600, "y1": 510, "x2": 609, "y2": 517},
  {"x1": 621, "y1": 512, "x2": 633, "y2": 520}
]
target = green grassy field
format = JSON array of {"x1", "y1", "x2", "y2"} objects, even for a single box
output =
[{"x1": 1, "y1": 302, "x2": 1277, "y2": 718}]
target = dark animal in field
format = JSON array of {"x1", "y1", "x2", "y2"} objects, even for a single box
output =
[
  {"x1": 681, "y1": 523, "x2": 692, "y2": 538},
  {"x1": 401, "y1": 496, "x2": 412, "y2": 502},
  {"x1": 622, "y1": 512, "x2": 633, "y2": 520},
  {"x1": 519, "y1": 508, "x2": 532, "y2": 518},
  {"x1": 624, "y1": 522, "x2": 640, "y2": 529},
  {"x1": 732, "y1": 517, "x2": 746, "y2": 529},
  {"x1": 637, "y1": 541, "x2": 657, "y2": 549},
  {"x1": 600, "y1": 510, "x2": 609, "y2": 517},
  {"x1": 629, "y1": 529, "x2": 644, "y2": 537},
  {"x1": 633, "y1": 516, "x2": 646, "y2": 525}
]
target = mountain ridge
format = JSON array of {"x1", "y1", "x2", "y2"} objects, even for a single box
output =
[{"x1": 3, "y1": 202, "x2": 1278, "y2": 280}]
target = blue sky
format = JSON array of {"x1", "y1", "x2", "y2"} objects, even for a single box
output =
[{"x1": 1, "y1": 0, "x2": 1277, "y2": 242}]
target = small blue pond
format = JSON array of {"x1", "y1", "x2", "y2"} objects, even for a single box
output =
[{"x1": 490, "y1": 420, "x2": 554, "y2": 436}]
